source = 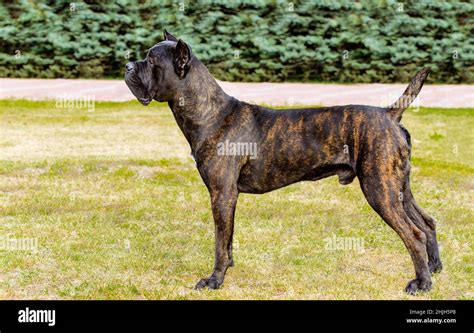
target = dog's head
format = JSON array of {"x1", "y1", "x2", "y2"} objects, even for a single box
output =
[{"x1": 124, "y1": 30, "x2": 194, "y2": 105}]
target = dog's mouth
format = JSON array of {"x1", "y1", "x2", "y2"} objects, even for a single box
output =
[
  {"x1": 125, "y1": 74, "x2": 154, "y2": 106},
  {"x1": 138, "y1": 98, "x2": 152, "y2": 105},
  {"x1": 141, "y1": 90, "x2": 158, "y2": 105}
]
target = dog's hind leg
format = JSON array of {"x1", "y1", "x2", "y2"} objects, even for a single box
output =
[
  {"x1": 403, "y1": 182, "x2": 442, "y2": 274},
  {"x1": 358, "y1": 173, "x2": 432, "y2": 294}
]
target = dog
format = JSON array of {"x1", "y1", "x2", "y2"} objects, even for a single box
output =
[{"x1": 125, "y1": 30, "x2": 442, "y2": 294}]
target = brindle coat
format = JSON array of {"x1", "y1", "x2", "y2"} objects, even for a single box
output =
[{"x1": 125, "y1": 31, "x2": 442, "y2": 294}]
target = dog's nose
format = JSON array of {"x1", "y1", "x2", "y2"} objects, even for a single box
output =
[{"x1": 125, "y1": 62, "x2": 134, "y2": 73}]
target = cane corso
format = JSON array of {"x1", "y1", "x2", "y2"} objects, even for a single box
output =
[{"x1": 125, "y1": 31, "x2": 442, "y2": 294}]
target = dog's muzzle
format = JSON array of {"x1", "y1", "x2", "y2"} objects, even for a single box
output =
[{"x1": 124, "y1": 62, "x2": 152, "y2": 105}]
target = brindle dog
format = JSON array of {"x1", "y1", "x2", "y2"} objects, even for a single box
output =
[{"x1": 125, "y1": 31, "x2": 442, "y2": 294}]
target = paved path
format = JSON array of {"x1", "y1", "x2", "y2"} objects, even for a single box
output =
[{"x1": 0, "y1": 78, "x2": 472, "y2": 107}]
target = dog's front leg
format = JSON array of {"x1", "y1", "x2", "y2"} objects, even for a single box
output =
[{"x1": 195, "y1": 185, "x2": 238, "y2": 290}]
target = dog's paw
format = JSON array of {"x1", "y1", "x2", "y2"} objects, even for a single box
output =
[
  {"x1": 405, "y1": 279, "x2": 432, "y2": 295},
  {"x1": 194, "y1": 277, "x2": 222, "y2": 290}
]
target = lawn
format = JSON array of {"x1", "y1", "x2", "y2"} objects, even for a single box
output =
[{"x1": 0, "y1": 99, "x2": 472, "y2": 300}]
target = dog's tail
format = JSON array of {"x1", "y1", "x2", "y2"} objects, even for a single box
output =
[{"x1": 387, "y1": 67, "x2": 431, "y2": 122}]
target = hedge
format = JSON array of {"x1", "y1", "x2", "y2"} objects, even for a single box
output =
[{"x1": 0, "y1": 0, "x2": 472, "y2": 83}]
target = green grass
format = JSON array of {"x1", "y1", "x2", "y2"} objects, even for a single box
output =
[{"x1": 0, "y1": 99, "x2": 472, "y2": 300}]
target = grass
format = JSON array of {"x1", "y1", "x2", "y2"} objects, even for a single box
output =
[{"x1": 0, "y1": 99, "x2": 472, "y2": 300}]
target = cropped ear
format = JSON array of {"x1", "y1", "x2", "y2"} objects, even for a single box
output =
[
  {"x1": 173, "y1": 39, "x2": 192, "y2": 79},
  {"x1": 164, "y1": 30, "x2": 178, "y2": 42}
]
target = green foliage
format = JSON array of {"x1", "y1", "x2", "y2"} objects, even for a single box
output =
[{"x1": 0, "y1": 0, "x2": 472, "y2": 82}]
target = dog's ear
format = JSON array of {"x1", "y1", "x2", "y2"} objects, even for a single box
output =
[
  {"x1": 173, "y1": 39, "x2": 192, "y2": 79},
  {"x1": 164, "y1": 30, "x2": 178, "y2": 42}
]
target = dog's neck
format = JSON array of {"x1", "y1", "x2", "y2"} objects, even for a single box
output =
[{"x1": 168, "y1": 59, "x2": 237, "y2": 155}]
